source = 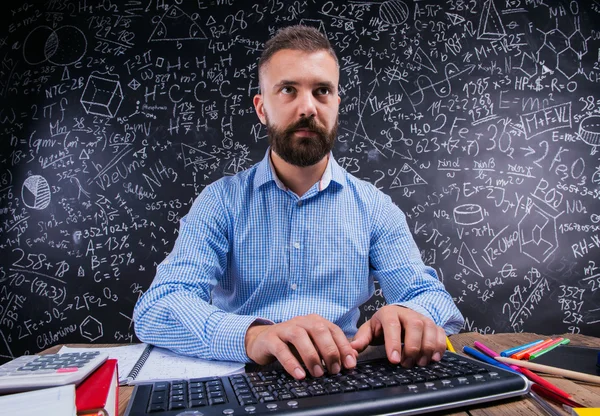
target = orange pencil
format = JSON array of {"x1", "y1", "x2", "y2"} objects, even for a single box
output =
[{"x1": 511, "y1": 338, "x2": 559, "y2": 360}]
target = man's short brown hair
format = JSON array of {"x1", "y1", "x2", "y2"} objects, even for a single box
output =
[{"x1": 258, "y1": 25, "x2": 339, "y2": 88}]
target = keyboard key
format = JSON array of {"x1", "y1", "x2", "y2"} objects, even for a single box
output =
[
  {"x1": 169, "y1": 402, "x2": 186, "y2": 410},
  {"x1": 261, "y1": 395, "x2": 276, "y2": 402},
  {"x1": 153, "y1": 382, "x2": 169, "y2": 391},
  {"x1": 209, "y1": 397, "x2": 226, "y2": 405},
  {"x1": 190, "y1": 399, "x2": 207, "y2": 407},
  {"x1": 148, "y1": 403, "x2": 167, "y2": 412},
  {"x1": 151, "y1": 392, "x2": 167, "y2": 403}
]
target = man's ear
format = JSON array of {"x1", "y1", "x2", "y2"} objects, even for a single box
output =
[{"x1": 253, "y1": 94, "x2": 267, "y2": 124}]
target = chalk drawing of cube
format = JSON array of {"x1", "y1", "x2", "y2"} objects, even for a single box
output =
[{"x1": 81, "y1": 75, "x2": 124, "y2": 118}]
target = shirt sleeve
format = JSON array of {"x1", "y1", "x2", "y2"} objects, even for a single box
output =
[
  {"x1": 133, "y1": 184, "x2": 273, "y2": 362},
  {"x1": 368, "y1": 192, "x2": 464, "y2": 335}
]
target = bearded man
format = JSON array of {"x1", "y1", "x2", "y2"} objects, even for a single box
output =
[{"x1": 134, "y1": 25, "x2": 463, "y2": 380}]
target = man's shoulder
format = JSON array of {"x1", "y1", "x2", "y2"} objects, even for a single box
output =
[{"x1": 208, "y1": 163, "x2": 261, "y2": 193}]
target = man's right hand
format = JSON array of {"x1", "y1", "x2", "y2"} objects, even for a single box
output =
[{"x1": 244, "y1": 314, "x2": 358, "y2": 379}]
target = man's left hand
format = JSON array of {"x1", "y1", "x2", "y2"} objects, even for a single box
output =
[{"x1": 350, "y1": 305, "x2": 446, "y2": 367}]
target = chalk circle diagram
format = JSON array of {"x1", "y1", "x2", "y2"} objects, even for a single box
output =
[
  {"x1": 22, "y1": 175, "x2": 51, "y2": 210},
  {"x1": 453, "y1": 204, "x2": 484, "y2": 225},
  {"x1": 23, "y1": 25, "x2": 87, "y2": 66},
  {"x1": 579, "y1": 115, "x2": 600, "y2": 147},
  {"x1": 379, "y1": 0, "x2": 409, "y2": 25},
  {"x1": 149, "y1": 6, "x2": 207, "y2": 41}
]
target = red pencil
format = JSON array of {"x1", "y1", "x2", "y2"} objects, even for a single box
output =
[
  {"x1": 531, "y1": 383, "x2": 584, "y2": 408},
  {"x1": 517, "y1": 367, "x2": 571, "y2": 399}
]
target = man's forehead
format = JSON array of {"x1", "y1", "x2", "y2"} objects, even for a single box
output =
[{"x1": 261, "y1": 49, "x2": 339, "y2": 83}]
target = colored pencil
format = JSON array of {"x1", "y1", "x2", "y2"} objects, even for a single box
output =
[
  {"x1": 463, "y1": 346, "x2": 517, "y2": 373},
  {"x1": 473, "y1": 341, "x2": 571, "y2": 399},
  {"x1": 473, "y1": 341, "x2": 501, "y2": 359},
  {"x1": 500, "y1": 339, "x2": 544, "y2": 357},
  {"x1": 446, "y1": 337, "x2": 456, "y2": 353},
  {"x1": 523, "y1": 338, "x2": 566, "y2": 360},
  {"x1": 511, "y1": 338, "x2": 558, "y2": 360},
  {"x1": 518, "y1": 367, "x2": 572, "y2": 399},
  {"x1": 496, "y1": 356, "x2": 600, "y2": 385},
  {"x1": 529, "y1": 338, "x2": 570, "y2": 360},
  {"x1": 531, "y1": 383, "x2": 584, "y2": 409}
]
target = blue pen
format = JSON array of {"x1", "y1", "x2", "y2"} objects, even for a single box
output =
[
  {"x1": 462, "y1": 346, "x2": 518, "y2": 373},
  {"x1": 500, "y1": 339, "x2": 544, "y2": 357}
]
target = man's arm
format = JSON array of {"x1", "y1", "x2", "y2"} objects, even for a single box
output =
[
  {"x1": 351, "y1": 191, "x2": 464, "y2": 366},
  {"x1": 133, "y1": 185, "x2": 268, "y2": 362}
]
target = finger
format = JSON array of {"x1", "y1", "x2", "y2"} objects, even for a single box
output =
[
  {"x1": 282, "y1": 326, "x2": 325, "y2": 377},
  {"x1": 328, "y1": 323, "x2": 358, "y2": 371},
  {"x1": 416, "y1": 320, "x2": 439, "y2": 367},
  {"x1": 432, "y1": 327, "x2": 447, "y2": 362},
  {"x1": 305, "y1": 321, "x2": 341, "y2": 375},
  {"x1": 350, "y1": 320, "x2": 374, "y2": 353},
  {"x1": 400, "y1": 319, "x2": 423, "y2": 368},
  {"x1": 268, "y1": 337, "x2": 307, "y2": 380},
  {"x1": 378, "y1": 312, "x2": 403, "y2": 365}
]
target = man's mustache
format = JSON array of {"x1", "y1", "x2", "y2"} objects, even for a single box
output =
[{"x1": 284, "y1": 117, "x2": 327, "y2": 137}]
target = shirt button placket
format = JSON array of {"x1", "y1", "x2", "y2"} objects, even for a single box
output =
[{"x1": 290, "y1": 199, "x2": 303, "y2": 294}]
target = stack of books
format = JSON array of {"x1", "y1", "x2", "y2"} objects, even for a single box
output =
[{"x1": 0, "y1": 359, "x2": 118, "y2": 416}]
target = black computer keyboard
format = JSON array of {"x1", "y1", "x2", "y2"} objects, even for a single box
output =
[{"x1": 124, "y1": 352, "x2": 529, "y2": 416}]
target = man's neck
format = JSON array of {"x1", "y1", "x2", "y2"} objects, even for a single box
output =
[{"x1": 270, "y1": 150, "x2": 329, "y2": 197}]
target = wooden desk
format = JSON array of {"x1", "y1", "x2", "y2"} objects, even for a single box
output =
[{"x1": 44, "y1": 332, "x2": 600, "y2": 415}]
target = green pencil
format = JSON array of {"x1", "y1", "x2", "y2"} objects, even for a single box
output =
[{"x1": 529, "y1": 338, "x2": 570, "y2": 360}]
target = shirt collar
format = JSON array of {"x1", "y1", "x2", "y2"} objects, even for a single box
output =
[{"x1": 253, "y1": 147, "x2": 347, "y2": 191}]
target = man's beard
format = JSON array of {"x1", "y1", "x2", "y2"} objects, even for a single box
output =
[{"x1": 266, "y1": 114, "x2": 337, "y2": 167}]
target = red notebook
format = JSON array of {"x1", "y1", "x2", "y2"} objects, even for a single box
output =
[{"x1": 76, "y1": 359, "x2": 119, "y2": 416}]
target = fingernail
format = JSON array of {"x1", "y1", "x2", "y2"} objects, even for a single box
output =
[
  {"x1": 313, "y1": 365, "x2": 324, "y2": 377},
  {"x1": 417, "y1": 356, "x2": 428, "y2": 367},
  {"x1": 294, "y1": 367, "x2": 306, "y2": 379},
  {"x1": 432, "y1": 352, "x2": 442, "y2": 361},
  {"x1": 331, "y1": 362, "x2": 341, "y2": 374},
  {"x1": 345, "y1": 354, "x2": 356, "y2": 368},
  {"x1": 391, "y1": 350, "x2": 401, "y2": 363}
]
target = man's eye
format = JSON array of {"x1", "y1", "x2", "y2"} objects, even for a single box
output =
[
  {"x1": 316, "y1": 87, "x2": 330, "y2": 95},
  {"x1": 281, "y1": 86, "x2": 295, "y2": 94}
]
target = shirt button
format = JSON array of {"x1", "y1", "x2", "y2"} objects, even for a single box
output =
[
  {"x1": 293, "y1": 242, "x2": 300, "y2": 249},
  {"x1": 297, "y1": 201, "x2": 302, "y2": 207},
  {"x1": 291, "y1": 283, "x2": 297, "y2": 290}
]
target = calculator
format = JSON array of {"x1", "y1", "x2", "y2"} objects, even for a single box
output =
[{"x1": 0, "y1": 351, "x2": 108, "y2": 394}]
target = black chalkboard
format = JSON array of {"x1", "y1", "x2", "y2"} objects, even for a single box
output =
[{"x1": 1, "y1": 0, "x2": 600, "y2": 362}]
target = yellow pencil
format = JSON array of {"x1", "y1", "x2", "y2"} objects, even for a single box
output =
[{"x1": 446, "y1": 337, "x2": 456, "y2": 353}]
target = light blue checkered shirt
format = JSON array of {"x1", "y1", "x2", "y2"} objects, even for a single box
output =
[{"x1": 133, "y1": 149, "x2": 464, "y2": 363}]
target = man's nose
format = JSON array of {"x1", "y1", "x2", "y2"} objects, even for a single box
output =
[{"x1": 297, "y1": 91, "x2": 317, "y2": 118}]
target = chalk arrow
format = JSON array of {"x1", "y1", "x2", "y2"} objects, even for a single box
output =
[{"x1": 520, "y1": 146, "x2": 536, "y2": 157}]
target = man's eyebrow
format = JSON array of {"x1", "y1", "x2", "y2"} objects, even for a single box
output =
[
  {"x1": 273, "y1": 80, "x2": 299, "y2": 89},
  {"x1": 272, "y1": 80, "x2": 336, "y2": 90},
  {"x1": 315, "y1": 81, "x2": 336, "y2": 90}
]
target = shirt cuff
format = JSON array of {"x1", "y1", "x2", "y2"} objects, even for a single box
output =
[
  {"x1": 391, "y1": 302, "x2": 462, "y2": 335},
  {"x1": 208, "y1": 312, "x2": 274, "y2": 362},
  {"x1": 391, "y1": 301, "x2": 435, "y2": 323}
]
